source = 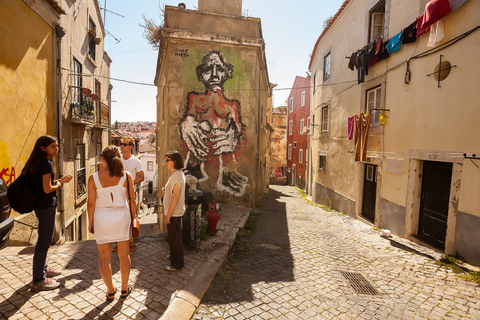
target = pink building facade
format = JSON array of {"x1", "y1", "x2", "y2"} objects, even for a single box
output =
[{"x1": 286, "y1": 76, "x2": 311, "y2": 189}]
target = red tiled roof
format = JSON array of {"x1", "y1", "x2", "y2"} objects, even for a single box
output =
[
  {"x1": 308, "y1": 0, "x2": 350, "y2": 70},
  {"x1": 45, "y1": 0, "x2": 66, "y2": 15}
]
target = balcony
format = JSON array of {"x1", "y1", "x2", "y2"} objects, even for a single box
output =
[{"x1": 71, "y1": 87, "x2": 95, "y2": 124}]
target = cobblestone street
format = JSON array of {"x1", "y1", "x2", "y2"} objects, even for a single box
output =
[{"x1": 195, "y1": 185, "x2": 480, "y2": 320}]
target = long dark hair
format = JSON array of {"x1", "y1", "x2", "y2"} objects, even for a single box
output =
[
  {"x1": 22, "y1": 135, "x2": 57, "y2": 176},
  {"x1": 101, "y1": 145, "x2": 124, "y2": 177}
]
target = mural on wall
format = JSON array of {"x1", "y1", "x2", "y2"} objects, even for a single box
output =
[{"x1": 179, "y1": 50, "x2": 249, "y2": 197}]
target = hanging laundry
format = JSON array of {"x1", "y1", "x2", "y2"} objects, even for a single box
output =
[
  {"x1": 348, "y1": 51, "x2": 357, "y2": 71},
  {"x1": 375, "y1": 39, "x2": 382, "y2": 55},
  {"x1": 366, "y1": 40, "x2": 376, "y2": 61},
  {"x1": 354, "y1": 110, "x2": 372, "y2": 162},
  {"x1": 402, "y1": 20, "x2": 418, "y2": 44},
  {"x1": 416, "y1": 14, "x2": 431, "y2": 36},
  {"x1": 377, "y1": 39, "x2": 389, "y2": 62},
  {"x1": 356, "y1": 47, "x2": 367, "y2": 84},
  {"x1": 421, "y1": 0, "x2": 452, "y2": 30},
  {"x1": 449, "y1": 0, "x2": 468, "y2": 11},
  {"x1": 347, "y1": 116, "x2": 355, "y2": 140},
  {"x1": 368, "y1": 55, "x2": 378, "y2": 67},
  {"x1": 387, "y1": 31, "x2": 403, "y2": 54},
  {"x1": 427, "y1": 19, "x2": 445, "y2": 47}
]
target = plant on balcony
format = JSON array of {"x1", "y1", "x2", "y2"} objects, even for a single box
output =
[
  {"x1": 82, "y1": 87, "x2": 92, "y2": 96},
  {"x1": 89, "y1": 29, "x2": 96, "y2": 38},
  {"x1": 71, "y1": 102, "x2": 80, "y2": 116},
  {"x1": 92, "y1": 93, "x2": 99, "y2": 101}
]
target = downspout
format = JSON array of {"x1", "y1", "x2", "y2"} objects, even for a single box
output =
[{"x1": 55, "y1": 25, "x2": 66, "y2": 244}]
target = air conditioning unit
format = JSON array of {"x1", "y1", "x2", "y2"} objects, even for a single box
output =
[{"x1": 300, "y1": 127, "x2": 307, "y2": 135}]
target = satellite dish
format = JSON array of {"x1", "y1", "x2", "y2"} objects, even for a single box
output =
[{"x1": 147, "y1": 134, "x2": 156, "y2": 143}]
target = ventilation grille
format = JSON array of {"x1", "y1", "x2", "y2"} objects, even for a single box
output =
[{"x1": 340, "y1": 271, "x2": 379, "y2": 295}]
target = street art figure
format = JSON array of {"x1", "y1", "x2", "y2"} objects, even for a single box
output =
[{"x1": 179, "y1": 50, "x2": 248, "y2": 197}]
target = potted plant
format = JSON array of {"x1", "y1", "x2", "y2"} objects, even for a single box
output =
[
  {"x1": 89, "y1": 29, "x2": 96, "y2": 38},
  {"x1": 91, "y1": 93, "x2": 99, "y2": 101},
  {"x1": 82, "y1": 87, "x2": 92, "y2": 96},
  {"x1": 71, "y1": 102, "x2": 80, "y2": 116},
  {"x1": 94, "y1": 37, "x2": 101, "y2": 45}
]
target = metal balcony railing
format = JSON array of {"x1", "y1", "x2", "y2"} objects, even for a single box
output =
[
  {"x1": 71, "y1": 86, "x2": 95, "y2": 123},
  {"x1": 76, "y1": 167, "x2": 87, "y2": 199}
]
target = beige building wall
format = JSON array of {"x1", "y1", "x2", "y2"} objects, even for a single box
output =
[
  {"x1": 58, "y1": 0, "x2": 112, "y2": 242},
  {"x1": 309, "y1": 0, "x2": 480, "y2": 265},
  {"x1": 155, "y1": 4, "x2": 270, "y2": 227}
]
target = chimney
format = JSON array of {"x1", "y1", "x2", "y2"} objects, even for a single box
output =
[{"x1": 198, "y1": 0, "x2": 242, "y2": 16}]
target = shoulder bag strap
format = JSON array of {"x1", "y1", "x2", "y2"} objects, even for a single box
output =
[{"x1": 126, "y1": 175, "x2": 135, "y2": 225}]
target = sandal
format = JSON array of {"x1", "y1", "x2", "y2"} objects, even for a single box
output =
[
  {"x1": 120, "y1": 285, "x2": 132, "y2": 299},
  {"x1": 130, "y1": 243, "x2": 138, "y2": 252},
  {"x1": 106, "y1": 288, "x2": 116, "y2": 301}
]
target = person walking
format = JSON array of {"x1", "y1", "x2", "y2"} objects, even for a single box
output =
[
  {"x1": 24, "y1": 135, "x2": 72, "y2": 291},
  {"x1": 111, "y1": 137, "x2": 143, "y2": 253},
  {"x1": 87, "y1": 146, "x2": 136, "y2": 300},
  {"x1": 162, "y1": 151, "x2": 186, "y2": 271}
]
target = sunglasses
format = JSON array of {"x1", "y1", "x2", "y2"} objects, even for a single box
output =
[
  {"x1": 165, "y1": 159, "x2": 173, "y2": 162},
  {"x1": 120, "y1": 143, "x2": 132, "y2": 146}
]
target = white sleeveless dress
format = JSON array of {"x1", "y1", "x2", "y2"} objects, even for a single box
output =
[{"x1": 93, "y1": 172, "x2": 131, "y2": 244}]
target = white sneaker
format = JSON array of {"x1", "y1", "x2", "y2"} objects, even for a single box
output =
[{"x1": 30, "y1": 278, "x2": 60, "y2": 291}]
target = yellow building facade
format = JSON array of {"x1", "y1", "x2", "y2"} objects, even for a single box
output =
[
  {"x1": 309, "y1": 0, "x2": 480, "y2": 265},
  {"x1": 0, "y1": 0, "x2": 112, "y2": 245}
]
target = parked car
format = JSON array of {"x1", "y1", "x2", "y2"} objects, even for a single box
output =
[{"x1": 0, "y1": 177, "x2": 14, "y2": 249}]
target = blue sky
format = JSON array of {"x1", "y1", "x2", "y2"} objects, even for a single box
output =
[{"x1": 103, "y1": 0, "x2": 345, "y2": 122}]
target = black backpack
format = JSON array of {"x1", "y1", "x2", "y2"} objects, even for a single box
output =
[{"x1": 7, "y1": 173, "x2": 39, "y2": 214}]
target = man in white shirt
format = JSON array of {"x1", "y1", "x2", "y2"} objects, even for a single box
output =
[{"x1": 112, "y1": 137, "x2": 144, "y2": 252}]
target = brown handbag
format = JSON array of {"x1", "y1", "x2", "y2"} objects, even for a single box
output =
[{"x1": 127, "y1": 175, "x2": 140, "y2": 238}]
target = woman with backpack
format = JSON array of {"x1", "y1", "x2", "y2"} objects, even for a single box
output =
[
  {"x1": 24, "y1": 135, "x2": 72, "y2": 291},
  {"x1": 162, "y1": 151, "x2": 186, "y2": 271}
]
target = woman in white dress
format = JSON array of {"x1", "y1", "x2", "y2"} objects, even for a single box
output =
[{"x1": 87, "y1": 145, "x2": 136, "y2": 300}]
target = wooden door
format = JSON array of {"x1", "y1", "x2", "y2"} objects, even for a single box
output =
[
  {"x1": 418, "y1": 161, "x2": 452, "y2": 249},
  {"x1": 362, "y1": 164, "x2": 377, "y2": 223}
]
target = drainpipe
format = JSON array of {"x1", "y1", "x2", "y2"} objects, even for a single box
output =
[{"x1": 55, "y1": 25, "x2": 66, "y2": 244}]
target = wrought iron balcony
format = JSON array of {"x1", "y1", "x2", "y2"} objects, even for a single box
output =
[{"x1": 71, "y1": 87, "x2": 95, "y2": 123}]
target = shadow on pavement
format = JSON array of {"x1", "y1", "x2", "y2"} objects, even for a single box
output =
[
  {"x1": 387, "y1": 238, "x2": 437, "y2": 260},
  {"x1": 0, "y1": 284, "x2": 35, "y2": 319},
  {"x1": 203, "y1": 187, "x2": 294, "y2": 303}
]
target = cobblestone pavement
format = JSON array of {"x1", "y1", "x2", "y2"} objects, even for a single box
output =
[
  {"x1": 195, "y1": 185, "x2": 480, "y2": 320},
  {"x1": 0, "y1": 204, "x2": 250, "y2": 320}
]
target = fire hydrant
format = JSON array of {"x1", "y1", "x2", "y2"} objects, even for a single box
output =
[{"x1": 206, "y1": 202, "x2": 221, "y2": 235}]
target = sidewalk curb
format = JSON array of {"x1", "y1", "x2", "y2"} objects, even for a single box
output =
[{"x1": 160, "y1": 212, "x2": 251, "y2": 320}]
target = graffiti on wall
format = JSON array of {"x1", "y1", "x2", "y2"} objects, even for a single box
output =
[
  {"x1": 179, "y1": 50, "x2": 249, "y2": 198},
  {"x1": 0, "y1": 141, "x2": 17, "y2": 185}
]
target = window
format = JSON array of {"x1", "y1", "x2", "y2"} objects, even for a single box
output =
[
  {"x1": 294, "y1": 141, "x2": 297, "y2": 148},
  {"x1": 369, "y1": 1, "x2": 385, "y2": 42},
  {"x1": 300, "y1": 119, "x2": 305, "y2": 134},
  {"x1": 94, "y1": 80, "x2": 100, "y2": 123},
  {"x1": 301, "y1": 91, "x2": 305, "y2": 107},
  {"x1": 288, "y1": 144, "x2": 292, "y2": 160},
  {"x1": 289, "y1": 120, "x2": 293, "y2": 135},
  {"x1": 72, "y1": 59, "x2": 82, "y2": 104},
  {"x1": 307, "y1": 117, "x2": 311, "y2": 130},
  {"x1": 75, "y1": 144, "x2": 86, "y2": 199},
  {"x1": 147, "y1": 161, "x2": 154, "y2": 171},
  {"x1": 290, "y1": 97, "x2": 294, "y2": 113},
  {"x1": 88, "y1": 19, "x2": 96, "y2": 61},
  {"x1": 366, "y1": 86, "x2": 381, "y2": 125},
  {"x1": 96, "y1": 143, "x2": 102, "y2": 171},
  {"x1": 299, "y1": 149, "x2": 304, "y2": 163},
  {"x1": 321, "y1": 106, "x2": 329, "y2": 132},
  {"x1": 312, "y1": 114, "x2": 315, "y2": 133},
  {"x1": 319, "y1": 154, "x2": 327, "y2": 171},
  {"x1": 323, "y1": 52, "x2": 331, "y2": 81},
  {"x1": 313, "y1": 71, "x2": 316, "y2": 95}
]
